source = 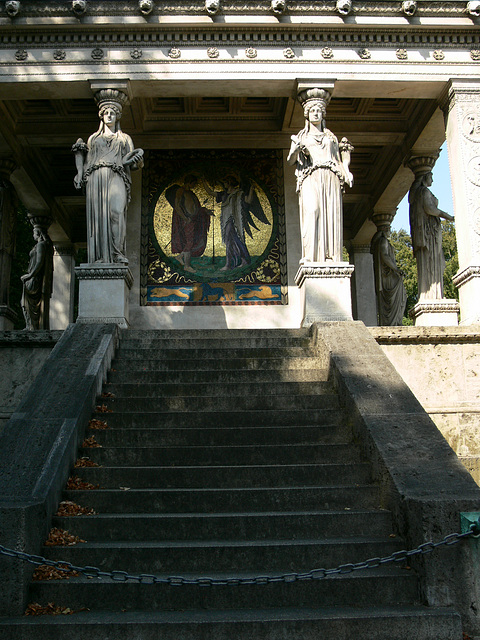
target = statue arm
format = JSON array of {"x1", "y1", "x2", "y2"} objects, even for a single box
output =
[
  {"x1": 423, "y1": 189, "x2": 454, "y2": 221},
  {"x1": 72, "y1": 138, "x2": 88, "y2": 189},
  {"x1": 287, "y1": 134, "x2": 302, "y2": 165},
  {"x1": 379, "y1": 237, "x2": 402, "y2": 274},
  {"x1": 339, "y1": 137, "x2": 354, "y2": 188}
]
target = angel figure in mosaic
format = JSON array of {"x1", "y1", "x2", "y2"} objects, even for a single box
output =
[{"x1": 202, "y1": 174, "x2": 270, "y2": 271}]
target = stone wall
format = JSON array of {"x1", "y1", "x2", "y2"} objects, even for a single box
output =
[
  {"x1": 0, "y1": 331, "x2": 63, "y2": 432},
  {"x1": 370, "y1": 326, "x2": 480, "y2": 484}
]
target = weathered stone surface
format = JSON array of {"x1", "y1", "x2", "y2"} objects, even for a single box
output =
[{"x1": 0, "y1": 323, "x2": 118, "y2": 616}]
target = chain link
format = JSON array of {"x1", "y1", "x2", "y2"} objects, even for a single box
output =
[{"x1": 1, "y1": 521, "x2": 479, "y2": 587}]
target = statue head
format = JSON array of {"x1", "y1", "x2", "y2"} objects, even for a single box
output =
[
  {"x1": 402, "y1": 0, "x2": 417, "y2": 16},
  {"x1": 94, "y1": 89, "x2": 129, "y2": 131},
  {"x1": 298, "y1": 88, "x2": 331, "y2": 125},
  {"x1": 205, "y1": 0, "x2": 220, "y2": 15},
  {"x1": 5, "y1": 1, "x2": 21, "y2": 17},
  {"x1": 72, "y1": 0, "x2": 87, "y2": 15},
  {"x1": 271, "y1": 0, "x2": 286, "y2": 15},
  {"x1": 336, "y1": 0, "x2": 352, "y2": 16},
  {"x1": 138, "y1": 0, "x2": 154, "y2": 14},
  {"x1": 467, "y1": 1, "x2": 480, "y2": 16}
]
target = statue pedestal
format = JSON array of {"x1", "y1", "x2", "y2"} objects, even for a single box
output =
[
  {"x1": 410, "y1": 299, "x2": 459, "y2": 327},
  {"x1": 453, "y1": 265, "x2": 480, "y2": 325},
  {"x1": 295, "y1": 262, "x2": 354, "y2": 326},
  {"x1": 75, "y1": 264, "x2": 133, "y2": 329},
  {"x1": 0, "y1": 305, "x2": 17, "y2": 331}
]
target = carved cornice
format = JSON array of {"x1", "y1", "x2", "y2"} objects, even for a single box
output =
[
  {"x1": 75, "y1": 264, "x2": 134, "y2": 288},
  {"x1": 0, "y1": 1, "x2": 478, "y2": 19},
  {"x1": 453, "y1": 264, "x2": 480, "y2": 287},
  {"x1": 295, "y1": 263, "x2": 354, "y2": 286},
  {"x1": 409, "y1": 299, "x2": 460, "y2": 319},
  {"x1": 370, "y1": 325, "x2": 480, "y2": 345}
]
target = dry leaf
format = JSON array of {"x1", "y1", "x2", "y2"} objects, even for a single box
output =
[
  {"x1": 95, "y1": 404, "x2": 112, "y2": 413},
  {"x1": 74, "y1": 457, "x2": 99, "y2": 468},
  {"x1": 32, "y1": 564, "x2": 79, "y2": 581},
  {"x1": 55, "y1": 501, "x2": 95, "y2": 516},
  {"x1": 88, "y1": 419, "x2": 109, "y2": 430},
  {"x1": 82, "y1": 436, "x2": 102, "y2": 448},
  {"x1": 25, "y1": 602, "x2": 88, "y2": 616},
  {"x1": 45, "y1": 527, "x2": 86, "y2": 547},
  {"x1": 66, "y1": 475, "x2": 99, "y2": 491},
  {"x1": 101, "y1": 392, "x2": 115, "y2": 398}
]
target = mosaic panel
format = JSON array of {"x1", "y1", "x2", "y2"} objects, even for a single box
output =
[{"x1": 141, "y1": 149, "x2": 287, "y2": 305}]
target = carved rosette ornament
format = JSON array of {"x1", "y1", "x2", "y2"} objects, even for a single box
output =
[
  {"x1": 91, "y1": 48, "x2": 104, "y2": 60},
  {"x1": 358, "y1": 48, "x2": 371, "y2": 59},
  {"x1": 321, "y1": 47, "x2": 333, "y2": 59},
  {"x1": 245, "y1": 47, "x2": 257, "y2": 59},
  {"x1": 433, "y1": 50, "x2": 445, "y2": 61},
  {"x1": 396, "y1": 48, "x2": 408, "y2": 60},
  {"x1": 130, "y1": 49, "x2": 142, "y2": 59},
  {"x1": 283, "y1": 48, "x2": 295, "y2": 59},
  {"x1": 207, "y1": 47, "x2": 219, "y2": 58},
  {"x1": 53, "y1": 50, "x2": 66, "y2": 61},
  {"x1": 168, "y1": 47, "x2": 181, "y2": 59},
  {"x1": 15, "y1": 49, "x2": 27, "y2": 61},
  {"x1": 471, "y1": 50, "x2": 480, "y2": 61}
]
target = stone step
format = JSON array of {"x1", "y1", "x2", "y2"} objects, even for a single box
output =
[
  {"x1": 77, "y1": 443, "x2": 361, "y2": 466},
  {"x1": 115, "y1": 346, "x2": 321, "y2": 360},
  {"x1": 62, "y1": 485, "x2": 380, "y2": 514},
  {"x1": 98, "y1": 393, "x2": 339, "y2": 413},
  {"x1": 102, "y1": 380, "x2": 333, "y2": 398},
  {"x1": 71, "y1": 462, "x2": 371, "y2": 489},
  {"x1": 87, "y1": 424, "x2": 350, "y2": 448},
  {"x1": 39, "y1": 538, "x2": 405, "y2": 573},
  {"x1": 27, "y1": 569, "x2": 419, "y2": 611},
  {"x1": 109, "y1": 356, "x2": 324, "y2": 372},
  {"x1": 118, "y1": 336, "x2": 313, "y2": 350},
  {"x1": 52, "y1": 509, "x2": 393, "y2": 542},
  {"x1": 0, "y1": 606, "x2": 462, "y2": 640},
  {"x1": 107, "y1": 368, "x2": 329, "y2": 384},
  {"x1": 93, "y1": 408, "x2": 344, "y2": 428},
  {"x1": 125, "y1": 328, "x2": 310, "y2": 340}
]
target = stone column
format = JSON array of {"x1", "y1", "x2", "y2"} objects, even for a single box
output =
[
  {"x1": 349, "y1": 243, "x2": 377, "y2": 326},
  {"x1": 0, "y1": 158, "x2": 18, "y2": 330},
  {"x1": 406, "y1": 154, "x2": 459, "y2": 327},
  {"x1": 441, "y1": 81, "x2": 480, "y2": 325},
  {"x1": 50, "y1": 243, "x2": 76, "y2": 330}
]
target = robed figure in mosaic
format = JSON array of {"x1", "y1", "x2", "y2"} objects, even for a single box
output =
[
  {"x1": 72, "y1": 89, "x2": 144, "y2": 264},
  {"x1": 371, "y1": 224, "x2": 406, "y2": 325},
  {"x1": 408, "y1": 170, "x2": 453, "y2": 300},
  {"x1": 287, "y1": 88, "x2": 353, "y2": 264}
]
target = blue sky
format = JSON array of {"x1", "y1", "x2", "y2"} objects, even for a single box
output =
[{"x1": 391, "y1": 142, "x2": 454, "y2": 232}]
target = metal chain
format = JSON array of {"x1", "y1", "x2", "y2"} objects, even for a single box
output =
[{"x1": 1, "y1": 521, "x2": 479, "y2": 587}]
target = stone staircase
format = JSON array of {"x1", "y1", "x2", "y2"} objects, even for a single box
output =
[{"x1": 2, "y1": 329, "x2": 463, "y2": 639}]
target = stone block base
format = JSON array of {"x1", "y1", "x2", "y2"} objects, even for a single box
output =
[
  {"x1": 295, "y1": 262, "x2": 354, "y2": 326},
  {"x1": 75, "y1": 264, "x2": 133, "y2": 328},
  {"x1": 410, "y1": 299, "x2": 459, "y2": 327}
]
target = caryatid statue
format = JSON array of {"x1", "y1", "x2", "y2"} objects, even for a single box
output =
[
  {"x1": 287, "y1": 88, "x2": 353, "y2": 264},
  {"x1": 72, "y1": 89, "x2": 144, "y2": 265},
  {"x1": 21, "y1": 214, "x2": 54, "y2": 331},
  {"x1": 407, "y1": 156, "x2": 454, "y2": 301},
  {"x1": 370, "y1": 214, "x2": 407, "y2": 326}
]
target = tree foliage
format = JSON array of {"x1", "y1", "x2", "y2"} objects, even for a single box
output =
[{"x1": 390, "y1": 221, "x2": 459, "y2": 324}]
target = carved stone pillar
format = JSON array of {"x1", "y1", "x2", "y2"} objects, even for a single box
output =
[
  {"x1": 349, "y1": 243, "x2": 377, "y2": 326},
  {"x1": 0, "y1": 158, "x2": 18, "y2": 330},
  {"x1": 295, "y1": 263, "x2": 354, "y2": 325},
  {"x1": 441, "y1": 81, "x2": 480, "y2": 325},
  {"x1": 406, "y1": 154, "x2": 459, "y2": 326},
  {"x1": 50, "y1": 243, "x2": 76, "y2": 330}
]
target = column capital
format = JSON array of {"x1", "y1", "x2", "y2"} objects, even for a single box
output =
[
  {"x1": 405, "y1": 153, "x2": 440, "y2": 178},
  {"x1": 371, "y1": 211, "x2": 396, "y2": 229},
  {"x1": 89, "y1": 80, "x2": 132, "y2": 107},
  {"x1": 295, "y1": 79, "x2": 336, "y2": 102},
  {"x1": 27, "y1": 210, "x2": 52, "y2": 232}
]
